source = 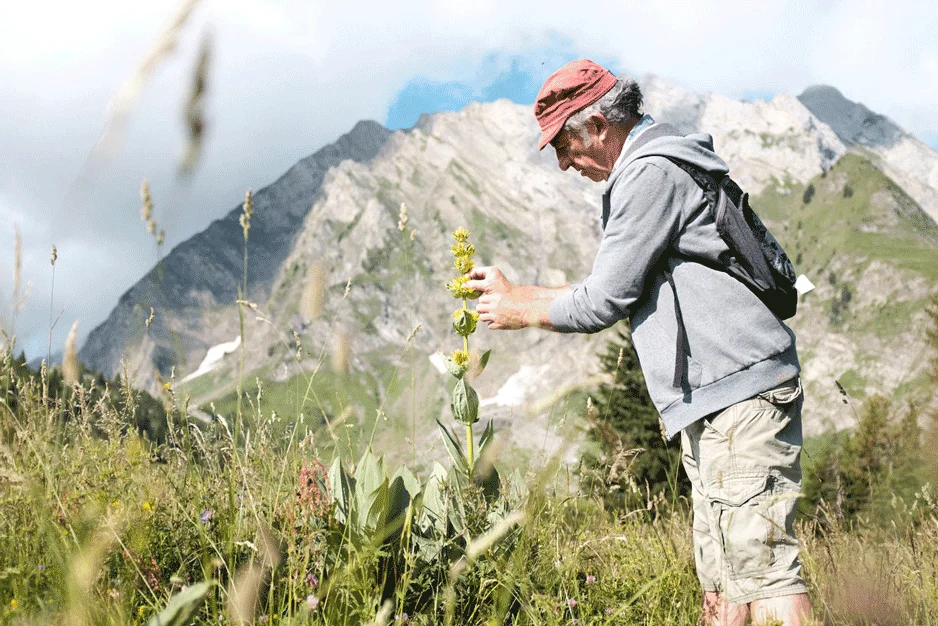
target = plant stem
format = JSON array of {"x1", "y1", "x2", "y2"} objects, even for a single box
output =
[{"x1": 462, "y1": 297, "x2": 473, "y2": 469}]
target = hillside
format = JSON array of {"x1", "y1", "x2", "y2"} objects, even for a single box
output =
[
  {"x1": 756, "y1": 153, "x2": 938, "y2": 427},
  {"x1": 78, "y1": 78, "x2": 938, "y2": 455}
]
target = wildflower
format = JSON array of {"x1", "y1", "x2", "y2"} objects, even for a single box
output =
[
  {"x1": 605, "y1": 608, "x2": 614, "y2": 615},
  {"x1": 446, "y1": 275, "x2": 480, "y2": 300},
  {"x1": 585, "y1": 574, "x2": 596, "y2": 584},
  {"x1": 37, "y1": 564, "x2": 45, "y2": 572},
  {"x1": 305, "y1": 572, "x2": 319, "y2": 588},
  {"x1": 567, "y1": 598, "x2": 577, "y2": 607},
  {"x1": 452, "y1": 227, "x2": 470, "y2": 243},
  {"x1": 138, "y1": 606, "x2": 146, "y2": 617},
  {"x1": 258, "y1": 616, "x2": 269, "y2": 624},
  {"x1": 450, "y1": 350, "x2": 470, "y2": 368},
  {"x1": 200, "y1": 509, "x2": 213, "y2": 524},
  {"x1": 10, "y1": 599, "x2": 18, "y2": 611},
  {"x1": 306, "y1": 595, "x2": 319, "y2": 610},
  {"x1": 50, "y1": 245, "x2": 57, "y2": 265},
  {"x1": 396, "y1": 613, "x2": 409, "y2": 623}
]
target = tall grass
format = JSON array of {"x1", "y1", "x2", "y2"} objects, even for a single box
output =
[{"x1": 1, "y1": 351, "x2": 936, "y2": 625}]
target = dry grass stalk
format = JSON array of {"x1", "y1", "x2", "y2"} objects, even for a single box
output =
[
  {"x1": 179, "y1": 31, "x2": 212, "y2": 176},
  {"x1": 331, "y1": 329, "x2": 350, "y2": 375},
  {"x1": 12, "y1": 224, "x2": 22, "y2": 313},
  {"x1": 63, "y1": 320, "x2": 80, "y2": 385},
  {"x1": 93, "y1": 0, "x2": 203, "y2": 159},
  {"x1": 300, "y1": 263, "x2": 326, "y2": 318},
  {"x1": 227, "y1": 524, "x2": 281, "y2": 625}
]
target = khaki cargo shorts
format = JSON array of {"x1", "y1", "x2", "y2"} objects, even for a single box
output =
[{"x1": 680, "y1": 378, "x2": 807, "y2": 604}]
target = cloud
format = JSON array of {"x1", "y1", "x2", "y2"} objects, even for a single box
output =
[{"x1": 1, "y1": 0, "x2": 936, "y2": 360}]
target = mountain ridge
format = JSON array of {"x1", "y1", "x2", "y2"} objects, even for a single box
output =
[{"x1": 78, "y1": 78, "x2": 938, "y2": 446}]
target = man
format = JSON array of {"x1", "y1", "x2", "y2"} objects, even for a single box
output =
[{"x1": 464, "y1": 59, "x2": 816, "y2": 626}]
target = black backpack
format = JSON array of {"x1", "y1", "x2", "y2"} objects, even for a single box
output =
[{"x1": 610, "y1": 123, "x2": 799, "y2": 388}]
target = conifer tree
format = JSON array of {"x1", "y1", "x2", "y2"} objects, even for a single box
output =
[{"x1": 587, "y1": 323, "x2": 687, "y2": 502}]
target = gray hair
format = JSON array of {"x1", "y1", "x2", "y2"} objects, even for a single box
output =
[{"x1": 564, "y1": 77, "x2": 644, "y2": 141}]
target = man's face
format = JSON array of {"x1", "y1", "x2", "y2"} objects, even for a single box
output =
[{"x1": 550, "y1": 124, "x2": 610, "y2": 182}]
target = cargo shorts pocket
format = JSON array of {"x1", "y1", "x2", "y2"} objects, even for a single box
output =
[{"x1": 708, "y1": 470, "x2": 780, "y2": 579}]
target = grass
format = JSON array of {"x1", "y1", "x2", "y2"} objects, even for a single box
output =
[{"x1": 1, "y1": 354, "x2": 937, "y2": 625}]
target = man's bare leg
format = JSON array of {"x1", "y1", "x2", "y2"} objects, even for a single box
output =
[
  {"x1": 701, "y1": 591, "x2": 748, "y2": 626},
  {"x1": 750, "y1": 593, "x2": 816, "y2": 625}
]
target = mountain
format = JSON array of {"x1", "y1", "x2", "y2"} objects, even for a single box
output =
[
  {"x1": 79, "y1": 76, "x2": 938, "y2": 456},
  {"x1": 79, "y1": 120, "x2": 392, "y2": 385},
  {"x1": 798, "y1": 85, "x2": 938, "y2": 227}
]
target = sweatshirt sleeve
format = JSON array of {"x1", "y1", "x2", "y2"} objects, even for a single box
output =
[{"x1": 549, "y1": 161, "x2": 685, "y2": 333}]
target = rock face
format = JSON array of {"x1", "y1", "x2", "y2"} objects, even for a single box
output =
[
  {"x1": 799, "y1": 85, "x2": 938, "y2": 228},
  {"x1": 80, "y1": 76, "x2": 938, "y2": 450},
  {"x1": 79, "y1": 120, "x2": 392, "y2": 386}
]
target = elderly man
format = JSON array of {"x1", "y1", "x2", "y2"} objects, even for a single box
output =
[{"x1": 465, "y1": 60, "x2": 815, "y2": 626}]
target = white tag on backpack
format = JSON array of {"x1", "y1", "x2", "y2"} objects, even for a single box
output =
[{"x1": 794, "y1": 274, "x2": 815, "y2": 295}]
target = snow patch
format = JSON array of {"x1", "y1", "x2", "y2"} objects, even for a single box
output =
[{"x1": 181, "y1": 336, "x2": 241, "y2": 383}]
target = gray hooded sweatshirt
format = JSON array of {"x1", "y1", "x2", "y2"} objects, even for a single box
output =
[{"x1": 548, "y1": 124, "x2": 800, "y2": 439}]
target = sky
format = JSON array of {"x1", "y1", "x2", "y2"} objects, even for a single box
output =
[{"x1": 1, "y1": 0, "x2": 937, "y2": 361}]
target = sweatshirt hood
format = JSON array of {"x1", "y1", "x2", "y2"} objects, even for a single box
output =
[{"x1": 607, "y1": 128, "x2": 730, "y2": 191}]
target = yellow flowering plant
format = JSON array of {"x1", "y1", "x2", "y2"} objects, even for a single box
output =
[{"x1": 440, "y1": 228, "x2": 492, "y2": 473}]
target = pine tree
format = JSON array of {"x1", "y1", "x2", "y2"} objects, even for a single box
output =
[{"x1": 586, "y1": 323, "x2": 688, "y2": 504}]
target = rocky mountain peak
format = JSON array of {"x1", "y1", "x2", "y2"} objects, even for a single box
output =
[{"x1": 798, "y1": 84, "x2": 904, "y2": 148}]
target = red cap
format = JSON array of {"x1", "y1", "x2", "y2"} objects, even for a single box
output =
[{"x1": 534, "y1": 59, "x2": 617, "y2": 150}]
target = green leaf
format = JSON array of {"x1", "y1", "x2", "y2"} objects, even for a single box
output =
[
  {"x1": 146, "y1": 580, "x2": 216, "y2": 626},
  {"x1": 452, "y1": 309, "x2": 477, "y2": 337},
  {"x1": 329, "y1": 457, "x2": 355, "y2": 525},
  {"x1": 436, "y1": 420, "x2": 469, "y2": 475},
  {"x1": 478, "y1": 419, "x2": 494, "y2": 454},
  {"x1": 392, "y1": 466, "x2": 421, "y2": 501},
  {"x1": 444, "y1": 358, "x2": 467, "y2": 379},
  {"x1": 478, "y1": 349, "x2": 492, "y2": 374},
  {"x1": 450, "y1": 378, "x2": 479, "y2": 425},
  {"x1": 420, "y1": 463, "x2": 449, "y2": 535}
]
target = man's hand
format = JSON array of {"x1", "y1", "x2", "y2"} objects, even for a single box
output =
[
  {"x1": 465, "y1": 266, "x2": 523, "y2": 330},
  {"x1": 465, "y1": 266, "x2": 570, "y2": 331}
]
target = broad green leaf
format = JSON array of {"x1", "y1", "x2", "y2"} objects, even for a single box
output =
[
  {"x1": 436, "y1": 420, "x2": 469, "y2": 475},
  {"x1": 146, "y1": 579, "x2": 216, "y2": 626},
  {"x1": 450, "y1": 378, "x2": 479, "y2": 425},
  {"x1": 420, "y1": 463, "x2": 449, "y2": 535},
  {"x1": 329, "y1": 457, "x2": 355, "y2": 524},
  {"x1": 509, "y1": 467, "x2": 529, "y2": 502},
  {"x1": 392, "y1": 466, "x2": 421, "y2": 501},
  {"x1": 364, "y1": 477, "x2": 390, "y2": 535}
]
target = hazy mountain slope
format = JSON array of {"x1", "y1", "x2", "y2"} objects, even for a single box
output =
[
  {"x1": 79, "y1": 121, "x2": 392, "y2": 387},
  {"x1": 755, "y1": 153, "x2": 938, "y2": 429},
  {"x1": 799, "y1": 85, "x2": 938, "y2": 227}
]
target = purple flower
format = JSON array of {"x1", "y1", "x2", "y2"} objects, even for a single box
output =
[
  {"x1": 306, "y1": 595, "x2": 320, "y2": 610},
  {"x1": 37, "y1": 564, "x2": 46, "y2": 572},
  {"x1": 585, "y1": 575, "x2": 596, "y2": 585},
  {"x1": 567, "y1": 599, "x2": 578, "y2": 607},
  {"x1": 306, "y1": 572, "x2": 319, "y2": 588},
  {"x1": 199, "y1": 509, "x2": 213, "y2": 524},
  {"x1": 258, "y1": 616, "x2": 269, "y2": 624},
  {"x1": 605, "y1": 608, "x2": 614, "y2": 615}
]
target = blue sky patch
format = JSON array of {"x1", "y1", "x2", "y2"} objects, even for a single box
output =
[
  {"x1": 741, "y1": 90, "x2": 776, "y2": 103},
  {"x1": 385, "y1": 38, "x2": 620, "y2": 130}
]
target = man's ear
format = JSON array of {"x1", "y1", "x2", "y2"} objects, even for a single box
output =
[{"x1": 589, "y1": 113, "x2": 610, "y2": 142}]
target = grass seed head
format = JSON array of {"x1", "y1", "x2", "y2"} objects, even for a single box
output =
[{"x1": 62, "y1": 320, "x2": 80, "y2": 385}]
